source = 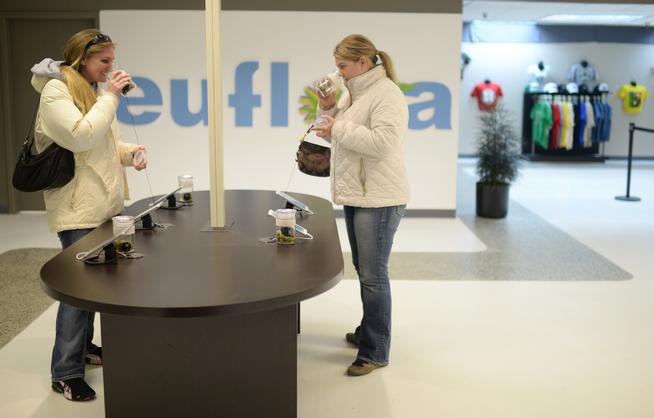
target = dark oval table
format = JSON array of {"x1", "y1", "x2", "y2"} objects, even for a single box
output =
[{"x1": 41, "y1": 190, "x2": 343, "y2": 418}]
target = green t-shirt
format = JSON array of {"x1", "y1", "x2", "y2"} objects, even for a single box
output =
[{"x1": 530, "y1": 101, "x2": 553, "y2": 149}]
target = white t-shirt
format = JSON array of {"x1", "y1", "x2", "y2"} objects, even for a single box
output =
[{"x1": 528, "y1": 63, "x2": 550, "y2": 85}]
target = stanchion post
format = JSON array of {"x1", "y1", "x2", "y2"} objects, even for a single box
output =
[
  {"x1": 626, "y1": 123, "x2": 635, "y2": 197},
  {"x1": 615, "y1": 123, "x2": 641, "y2": 202}
]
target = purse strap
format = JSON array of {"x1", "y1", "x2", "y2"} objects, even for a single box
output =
[{"x1": 22, "y1": 100, "x2": 40, "y2": 154}]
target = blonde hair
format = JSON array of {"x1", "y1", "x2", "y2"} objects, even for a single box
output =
[
  {"x1": 333, "y1": 34, "x2": 398, "y2": 83},
  {"x1": 60, "y1": 29, "x2": 115, "y2": 114}
]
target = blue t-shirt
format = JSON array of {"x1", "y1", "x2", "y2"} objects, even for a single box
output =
[
  {"x1": 577, "y1": 102, "x2": 587, "y2": 146},
  {"x1": 601, "y1": 104, "x2": 612, "y2": 142},
  {"x1": 592, "y1": 102, "x2": 602, "y2": 143}
]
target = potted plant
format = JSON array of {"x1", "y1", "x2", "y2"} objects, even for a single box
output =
[{"x1": 475, "y1": 103, "x2": 521, "y2": 218}]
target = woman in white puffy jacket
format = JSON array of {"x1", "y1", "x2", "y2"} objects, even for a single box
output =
[
  {"x1": 31, "y1": 29, "x2": 146, "y2": 401},
  {"x1": 313, "y1": 34, "x2": 409, "y2": 376}
]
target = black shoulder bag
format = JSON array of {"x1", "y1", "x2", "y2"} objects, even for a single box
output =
[{"x1": 12, "y1": 103, "x2": 75, "y2": 192}]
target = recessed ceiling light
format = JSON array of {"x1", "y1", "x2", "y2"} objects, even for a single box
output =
[{"x1": 540, "y1": 14, "x2": 647, "y2": 25}]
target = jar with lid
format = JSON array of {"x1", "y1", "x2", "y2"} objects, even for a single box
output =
[
  {"x1": 274, "y1": 209, "x2": 296, "y2": 245},
  {"x1": 112, "y1": 215, "x2": 135, "y2": 254},
  {"x1": 177, "y1": 174, "x2": 194, "y2": 204}
]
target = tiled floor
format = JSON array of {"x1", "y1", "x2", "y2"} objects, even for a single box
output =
[
  {"x1": 1, "y1": 159, "x2": 654, "y2": 417},
  {"x1": 0, "y1": 211, "x2": 60, "y2": 254}
]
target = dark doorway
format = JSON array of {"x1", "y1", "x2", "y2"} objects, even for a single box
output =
[{"x1": 1, "y1": 14, "x2": 96, "y2": 212}]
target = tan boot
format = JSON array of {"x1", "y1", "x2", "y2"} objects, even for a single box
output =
[{"x1": 346, "y1": 359, "x2": 386, "y2": 376}]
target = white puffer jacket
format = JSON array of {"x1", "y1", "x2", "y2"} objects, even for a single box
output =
[
  {"x1": 31, "y1": 65, "x2": 138, "y2": 232},
  {"x1": 319, "y1": 65, "x2": 410, "y2": 207}
]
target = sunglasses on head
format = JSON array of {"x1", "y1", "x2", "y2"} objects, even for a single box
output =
[{"x1": 84, "y1": 33, "x2": 112, "y2": 52}]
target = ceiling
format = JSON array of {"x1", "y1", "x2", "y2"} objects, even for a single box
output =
[{"x1": 463, "y1": 1, "x2": 654, "y2": 26}]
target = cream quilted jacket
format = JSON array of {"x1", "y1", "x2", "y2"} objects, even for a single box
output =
[
  {"x1": 319, "y1": 65, "x2": 410, "y2": 207},
  {"x1": 31, "y1": 75, "x2": 138, "y2": 232}
]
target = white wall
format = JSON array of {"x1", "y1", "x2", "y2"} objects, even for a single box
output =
[
  {"x1": 459, "y1": 41, "x2": 654, "y2": 157},
  {"x1": 101, "y1": 10, "x2": 462, "y2": 210}
]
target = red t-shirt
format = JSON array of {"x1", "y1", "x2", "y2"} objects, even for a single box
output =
[
  {"x1": 549, "y1": 103, "x2": 561, "y2": 149},
  {"x1": 471, "y1": 82, "x2": 503, "y2": 111}
]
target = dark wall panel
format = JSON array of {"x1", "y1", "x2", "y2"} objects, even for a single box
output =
[
  {"x1": 0, "y1": 1, "x2": 203, "y2": 12},
  {"x1": 221, "y1": 0, "x2": 461, "y2": 12},
  {"x1": 0, "y1": 0, "x2": 461, "y2": 13}
]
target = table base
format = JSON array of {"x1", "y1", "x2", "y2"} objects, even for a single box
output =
[{"x1": 101, "y1": 305, "x2": 297, "y2": 418}]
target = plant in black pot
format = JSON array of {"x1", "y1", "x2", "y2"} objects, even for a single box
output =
[{"x1": 475, "y1": 104, "x2": 521, "y2": 218}]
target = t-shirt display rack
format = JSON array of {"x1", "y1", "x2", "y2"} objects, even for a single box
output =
[{"x1": 522, "y1": 91, "x2": 608, "y2": 162}]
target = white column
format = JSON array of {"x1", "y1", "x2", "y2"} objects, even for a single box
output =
[{"x1": 205, "y1": 0, "x2": 225, "y2": 227}]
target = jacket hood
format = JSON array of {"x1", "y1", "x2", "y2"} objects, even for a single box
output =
[{"x1": 31, "y1": 58, "x2": 65, "y2": 94}]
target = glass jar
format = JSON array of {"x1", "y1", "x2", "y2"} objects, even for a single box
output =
[
  {"x1": 315, "y1": 70, "x2": 339, "y2": 98},
  {"x1": 177, "y1": 174, "x2": 194, "y2": 204},
  {"x1": 112, "y1": 215, "x2": 135, "y2": 254},
  {"x1": 108, "y1": 65, "x2": 136, "y2": 95},
  {"x1": 274, "y1": 208, "x2": 296, "y2": 245}
]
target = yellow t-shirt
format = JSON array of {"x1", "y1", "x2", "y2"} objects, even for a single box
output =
[
  {"x1": 560, "y1": 103, "x2": 569, "y2": 148},
  {"x1": 618, "y1": 84, "x2": 649, "y2": 114}
]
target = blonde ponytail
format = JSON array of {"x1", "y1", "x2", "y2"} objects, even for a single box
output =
[
  {"x1": 60, "y1": 66, "x2": 97, "y2": 114},
  {"x1": 377, "y1": 50, "x2": 397, "y2": 84}
]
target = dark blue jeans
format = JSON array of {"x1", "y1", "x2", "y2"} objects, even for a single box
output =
[
  {"x1": 344, "y1": 205, "x2": 405, "y2": 365},
  {"x1": 51, "y1": 228, "x2": 98, "y2": 382}
]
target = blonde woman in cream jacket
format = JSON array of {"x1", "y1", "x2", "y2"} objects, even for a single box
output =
[
  {"x1": 313, "y1": 34, "x2": 409, "y2": 377},
  {"x1": 30, "y1": 29, "x2": 145, "y2": 402}
]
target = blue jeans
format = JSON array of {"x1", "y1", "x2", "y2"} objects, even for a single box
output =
[
  {"x1": 344, "y1": 205, "x2": 405, "y2": 365},
  {"x1": 51, "y1": 228, "x2": 98, "y2": 382}
]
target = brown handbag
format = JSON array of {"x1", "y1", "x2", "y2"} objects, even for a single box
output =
[{"x1": 296, "y1": 140, "x2": 330, "y2": 177}]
